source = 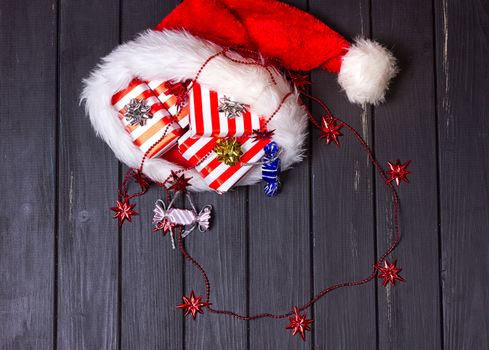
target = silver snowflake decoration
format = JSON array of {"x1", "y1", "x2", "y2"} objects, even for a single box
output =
[
  {"x1": 218, "y1": 96, "x2": 248, "y2": 119},
  {"x1": 123, "y1": 98, "x2": 153, "y2": 126}
]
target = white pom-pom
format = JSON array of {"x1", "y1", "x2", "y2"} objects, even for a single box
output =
[{"x1": 338, "y1": 38, "x2": 398, "y2": 105}]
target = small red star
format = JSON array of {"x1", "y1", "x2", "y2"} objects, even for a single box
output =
[
  {"x1": 288, "y1": 71, "x2": 311, "y2": 89},
  {"x1": 177, "y1": 291, "x2": 209, "y2": 319},
  {"x1": 133, "y1": 170, "x2": 151, "y2": 192},
  {"x1": 153, "y1": 217, "x2": 175, "y2": 235},
  {"x1": 252, "y1": 128, "x2": 275, "y2": 141},
  {"x1": 165, "y1": 80, "x2": 190, "y2": 110},
  {"x1": 320, "y1": 116, "x2": 343, "y2": 146},
  {"x1": 386, "y1": 160, "x2": 411, "y2": 186},
  {"x1": 168, "y1": 171, "x2": 192, "y2": 193},
  {"x1": 111, "y1": 198, "x2": 138, "y2": 225},
  {"x1": 286, "y1": 306, "x2": 313, "y2": 341},
  {"x1": 375, "y1": 260, "x2": 405, "y2": 286}
]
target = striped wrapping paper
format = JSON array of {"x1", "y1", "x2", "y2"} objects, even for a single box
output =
[
  {"x1": 188, "y1": 82, "x2": 264, "y2": 137},
  {"x1": 178, "y1": 130, "x2": 271, "y2": 192},
  {"x1": 147, "y1": 80, "x2": 190, "y2": 128},
  {"x1": 111, "y1": 79, "x2": 183, "y2": 159}
]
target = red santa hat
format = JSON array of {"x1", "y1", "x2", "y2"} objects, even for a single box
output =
[
  {"x1": 156, "y1": 0, "x2": 397, "y2": 105},
  {"x1": 82, "y1": 0, "x2": 397, "y2": 191}
]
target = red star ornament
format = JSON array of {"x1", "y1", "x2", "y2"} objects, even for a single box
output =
[
  {"x1": 252, "y1": 128, "x2": 275, "y2": 141},
  {"x1": 133, "y1": 170, "x2": 151, "y2": 192},
  {"x1": 153, "y1": 217, "x2": 176, "y2": 235},
  {"x1": 177, "y1": 291, "x2": 209, "y2": 319},
  {"x1": 168, "y1": 171, "x2": 192, "y2": 193},
  {"x1": 165, "y1": 80, "x2": 190, "y2": 110},
  {"x1": 386, "y1": 160, "x2": 411, "y2": 186},
  {"x1": 111, "y1": 198, "x2": 138, "y2": 225},
  {"x1": 286, "y1": 306, "x2": 313, "y2": 341},
  {"x1": 375, "y1": 260, "x2": 405, "y2": 286},
  {"x1": 320, "y1": 116, "x2": 343, "y2": 146},
  {"x1": 288, "y1": 71, "x2": 311, "y2": 89}
]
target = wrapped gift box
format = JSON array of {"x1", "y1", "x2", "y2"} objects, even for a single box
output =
[
  {"x1": 188, "y1": 82, "x2": 264, "y2": 138},
  {"x1": 147, "y1": 79, "x2": 190, "y2": 128},
  {"x1": 178, "y1": 130, "x2": 270, "y2": 192},
  {"x1": 111, "y1": 79, "x2": 183, "y2": 159}
]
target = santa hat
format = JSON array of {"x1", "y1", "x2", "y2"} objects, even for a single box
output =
[
  {"x1": 82, "y1": 0, "x2": 397, "y2": 191},
  {"x1": 156, "y1": 0, "x2": 397, "y2": 105}
]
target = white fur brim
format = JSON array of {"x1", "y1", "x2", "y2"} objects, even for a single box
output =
[
  {"x1": 81, "y1": 29, "x2": 307, "y2": 192},
  {"x1": 338, "y1": 38, "x2": 398, "y2": 105}
]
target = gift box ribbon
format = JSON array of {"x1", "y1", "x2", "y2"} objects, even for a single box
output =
[
  {"x1": 111, "y1": 79, "x2": 182, "y2": 159},
  {"x1": 178, "y1": 130, "x2": 270, "y2": 192}
]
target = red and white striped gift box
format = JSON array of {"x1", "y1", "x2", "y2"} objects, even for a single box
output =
[
  {"x1": 188, "y1": 82, "x2": 264, "y2": 138},
  {"x1": 178, "y1": 130, "x2": 270, "y2": 192},
  {"x1": 111, "y1": 79, "x2": 183, "y2": 159},
  {"x1": 147, "y1": 80, "x2": 190, "y2": 128}
]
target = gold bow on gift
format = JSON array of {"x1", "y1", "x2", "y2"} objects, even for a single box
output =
[{"x1": 213, "y1": 138, "x2": 243, "y2": 166}]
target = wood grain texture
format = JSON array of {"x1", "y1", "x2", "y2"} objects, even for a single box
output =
[
  {"x1": 372, "y1": 1, "x2": 442, "y2": 349},
  {"x1": 247, "y1": 1, "x2": 310, "y2": 346},
  {"x1": 0, "y1": 1, "x2": 56, "y2": 349},
  {"x1": 185, "y1": 190, "x2": 248, "y2": 350},
  {"x1": 120, "y1": 187, "x2": 184, "y2": 350},
  {"x1": 57, "y1": 0, "x2": 120, "y2": 349},
  {"x1": 435, "y1": 0, "x2": 489, "y2": 349},
  {"x1": 248, "y1": 157, "x2": 311, "y2": 350},
  {"x1": 3, "y1": 0, "x2": 489, "y2": 349},
  {"x1": 119, "y1": 1, "x2": 184, "y2": 349},
  {"x1": 309, "y1": 1, "x2": 378, "y2": 349}
]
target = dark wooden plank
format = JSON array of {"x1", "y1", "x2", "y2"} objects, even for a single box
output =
[
  {"x1": 119, "y1": 2, "x2": 184, "y2": 349},
  {"x1": 309, "y1": 1, "x2": 377, "y2": 349},
  {"x1": 185, "y1": 190, "x2": 248, "y2": 349},
  {"x1": 57, "y1": 0, "x2": 120, "y2": 348},
  {"x1": 435, "y1": 1, "x2": 489, "y2": 349},
  {"x1": 0, "y1": 1, "x2": 56, "y2": 349},
  {"x1": 248, "y1": 1, "x2": 311, "y2": 348},
  {"x1": 372, "y1": 1, "x2": 441, "y2": 349},
  {"x1": 248, "y1": 158, "x2": 311, "y2": 350},
  {"x1": 120, "y1": 187, "x2": 184, "y2": 350}
]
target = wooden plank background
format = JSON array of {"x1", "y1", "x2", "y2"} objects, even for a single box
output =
[{"x1": 1, "y1": 0, "x2": 488, "y2": 349}]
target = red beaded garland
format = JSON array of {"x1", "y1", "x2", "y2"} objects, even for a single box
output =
[{"x1": 107, "y1": 48, "x2": 409, "y2": 341}]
